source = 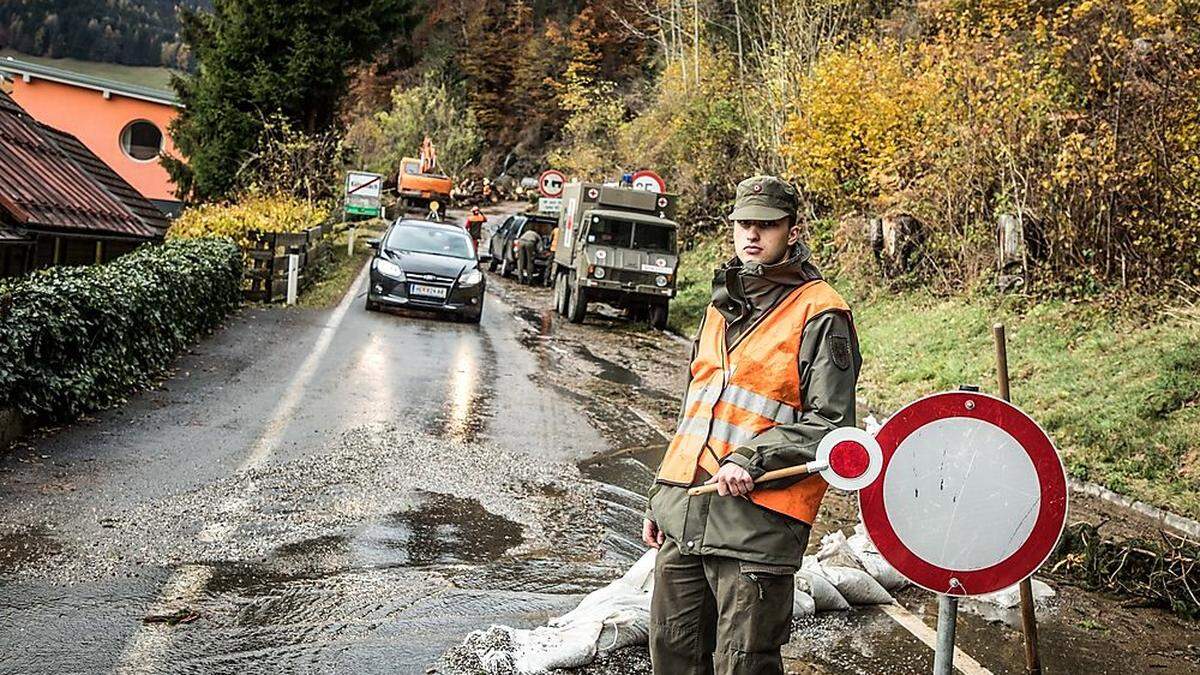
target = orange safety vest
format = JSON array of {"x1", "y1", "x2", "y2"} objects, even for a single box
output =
[
  {"x1": 549, "y1": 227, "x2": 560, "y2": 253},
  {"x1": 656, "y1": 279, "x2": 851, "y2": 524}
]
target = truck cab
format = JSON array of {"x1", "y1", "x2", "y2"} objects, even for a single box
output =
[
  {"x1": 551, "y1": 183, "x2": 679, "y2": 328},
  {"x1": 397, "y1": 157, "x2": 453, "y2": 210}
]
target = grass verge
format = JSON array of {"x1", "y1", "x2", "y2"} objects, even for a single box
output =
[
  {"x1": 298, "y1": 223, "x2": 386, "y2": 309},
  {"x1": 670, "y1": 232, "x2": 1200, "y2": 519}
]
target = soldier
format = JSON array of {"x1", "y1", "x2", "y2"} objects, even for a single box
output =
[
  {"x1": 515, "y1": 227, "x2": 542, "y2": 285},
  {"x1": 642, "y1": 175, "x2": 861, "y2": 675}
]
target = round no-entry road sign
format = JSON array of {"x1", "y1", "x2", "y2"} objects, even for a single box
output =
[
  {"x1": 631, "y1": 169, "x2": 665, "y2": 193},
  {"x1": 538, "y1": 169, "x2": 565, "y2": 198},
  {"x1": 860, "y1": 391, "x2": 1067, "y2": 596}
]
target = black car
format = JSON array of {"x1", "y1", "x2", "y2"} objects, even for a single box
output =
[
  {"x1": 366, "y1": 218, "x2": 485, "y2": 322},
  {"x1": 486, "y1": 212, "x2": 556, "y2": 281}
]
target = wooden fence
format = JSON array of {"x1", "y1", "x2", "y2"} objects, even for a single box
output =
[{"x1": 243, "y1": 223, "x2": 333, "y2": 303}]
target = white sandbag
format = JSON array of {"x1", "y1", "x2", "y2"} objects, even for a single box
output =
[
  {"x1": 821, "y1": 565, "x2": 893, "y2": 605},
  {"x1": 792, "y1": 589, "x2": 816, "y2": 617},
  {"x1": 455, "y1": 549, "x2": 657, "y2": 673},
  {"x1": 847, "y1": 523, "x2": 908, "y2": 591},
  {"x1": 817, "y1": 531, "x2": 867, "y2": 572},
  {"x1": 798, "y1": 559, "x2": 850, "y2": 611},
  {"x1": 973, "y1": 578, "x2": 1055, "y2": 608}
]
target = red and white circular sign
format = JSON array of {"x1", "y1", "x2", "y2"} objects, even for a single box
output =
[
  {"x1": 538, "y1": 169, "x2": 565, "y2": 198},
  {"x1": 631, "y1": 169, "x2": 665, "y2": 193},
  {"x1": 859, "y1": 391, "x2": 1067, "y2": 596},
  {"x1": 815, "y1": 427, "x2": 882, "y2": 491}
]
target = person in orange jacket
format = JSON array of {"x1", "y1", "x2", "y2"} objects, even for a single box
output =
[{"x1": 465, "y1": 207, "x2": 486, "y2": 253}]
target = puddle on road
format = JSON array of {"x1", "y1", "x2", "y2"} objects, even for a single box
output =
[
  {"x1": 0, "y1": 525, "x2": 62, "y2": 573},
  {"x1": 572, "y1": 344, "x2": 642, "y2": 386},
  {"x1": 356, "y1": 492, "x2": 524, "y2": 567},
  {"x1": 514, "y1": 306, "x2": 557, "y2": 337}
]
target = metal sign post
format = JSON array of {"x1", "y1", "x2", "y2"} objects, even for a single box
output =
[
  {"x1": 994, "y1": 323, "x2": 1044, "y2": 675},
  {"x1": 933, "y1": 594, "x2": 959, "y2": 675}
]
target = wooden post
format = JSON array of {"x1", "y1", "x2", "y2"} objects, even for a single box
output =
[
  {"x1": 52, "y1": 237, "x2": 62, "y2": 265},
  {"x1": 993, "y1": 323, "x2": 1043, "y2": 675},
  {"x1": 94, "y1": 240, "x2": 104, "y2": 264}
]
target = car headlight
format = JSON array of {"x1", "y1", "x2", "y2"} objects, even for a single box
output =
[
  {"x1": 593, "y1": 266, "x2": 606, "y2": 279},
  {"x1": 459, "y1": 268, "x2": 483, "y2": 286},
  {"x1": 376, "y1": 258, "x2": 405, "y2": 280},
  {"x1": 655, "y1": 275, "x2": 668, "y2": 287}
]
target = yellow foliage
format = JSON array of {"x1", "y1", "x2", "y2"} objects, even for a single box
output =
[
  {"x1": 167, "y1": 194, "x2": 329, "y2": 249},
  {"x1": 780, "y1": 0, "x2": 1200, "y2": 290}
]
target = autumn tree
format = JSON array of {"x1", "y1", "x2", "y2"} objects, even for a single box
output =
[{"x1": 165, "y1": 0, "x2": 416, "y2": 201}]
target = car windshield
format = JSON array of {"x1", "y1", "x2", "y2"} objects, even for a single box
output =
[{"x1": 386, "y1": 224, "x2": 474, "y2": 259}]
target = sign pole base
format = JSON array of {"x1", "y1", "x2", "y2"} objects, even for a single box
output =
[{"x1": 933, "y1": 594, "x2": 958, "y2": 675}]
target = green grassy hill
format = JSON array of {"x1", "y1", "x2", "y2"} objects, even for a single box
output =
[
  {"x1": 670, "y1": 233, "x2": 1200, "y2": 519},
  {"x1": 1, "y1": 49, "x2": 176, "y2": 91}
]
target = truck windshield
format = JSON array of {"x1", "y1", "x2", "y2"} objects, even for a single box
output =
[
  {"x1": 587, "y1": 217, "x2": 676, "y2": 253},
  {"x1": 632, "y1": 224, "x2": 676, "y2": 253},
  {"x1": 587, "y1": 218, "x2": 634, "y2": 246},
  {"x1": 386, "y1": 224, "x2": 474, "y2": 259}
]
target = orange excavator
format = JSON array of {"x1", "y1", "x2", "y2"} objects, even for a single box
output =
[{"x1": 397, "y1": 136, "x2": 453, "y2": 210}]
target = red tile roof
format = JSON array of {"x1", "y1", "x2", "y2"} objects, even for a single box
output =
[
  {"x1": 0, "y1": 91, "x2": 159, "y2": 239},
  {"x1": 39, "y1": 124, "x2": 169, "y2": 236}
]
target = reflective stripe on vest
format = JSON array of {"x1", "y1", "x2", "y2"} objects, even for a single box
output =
[{"x1": 656, "y1": 279, "x2": 851, "y2": 525}]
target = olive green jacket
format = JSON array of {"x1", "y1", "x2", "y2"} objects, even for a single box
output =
[{"x1": 646, "y1": 241, "x2": 862, "y2": 566}]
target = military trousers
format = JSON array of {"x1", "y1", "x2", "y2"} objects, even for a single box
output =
[
  {"x1": 516, "y1": 242, "x2": 537, "y2": 283},
  {"x1": 649, "y1": 539, "x2": 796, "y2": 675}
]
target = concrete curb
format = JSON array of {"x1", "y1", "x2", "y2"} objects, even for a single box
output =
[
  {"x1": 0, "y1": 407, "x2": 27, "y2": 447},
  {"x1": 1068, "y1": 477, "x2": 1200, "y2": 539}
]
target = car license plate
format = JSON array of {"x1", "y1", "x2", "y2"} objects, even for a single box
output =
[{"x1": 410, "y1": 283, "x2": 447, "y2": 299}]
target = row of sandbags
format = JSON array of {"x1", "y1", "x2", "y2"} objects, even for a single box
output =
[{"x1": 448, "y1": 523, "x2": 1053, "y2": 674}]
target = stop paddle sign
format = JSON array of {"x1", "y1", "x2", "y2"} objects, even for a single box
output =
[{"x1": 860, "y1": 391, "x2": 1068, "y2": 596}]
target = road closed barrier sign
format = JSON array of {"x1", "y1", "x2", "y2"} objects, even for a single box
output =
[{"x1": 860, "y1": 391, "x2": 1068, "y2": 597}]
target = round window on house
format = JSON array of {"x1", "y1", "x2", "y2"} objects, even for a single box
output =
[{"x1": 120, "y1": 120, "x2": 163, "y2": 161}]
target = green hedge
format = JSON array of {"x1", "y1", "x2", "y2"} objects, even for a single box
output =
[{"x1": 0, "y1": 238, "x2": 242, "y2": 420}]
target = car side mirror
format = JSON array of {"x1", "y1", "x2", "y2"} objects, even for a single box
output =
[{"x1": 366, "y1": 238, "x2": 381, "y2": 250}]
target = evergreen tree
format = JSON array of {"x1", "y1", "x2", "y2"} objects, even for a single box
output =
[{"x1": 164, "y1": 0, "x2": 415, "y2": 201}]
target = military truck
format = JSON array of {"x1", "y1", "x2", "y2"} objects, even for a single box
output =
[{"x1": 551, "y1": 182, "x2": 679, "y2": 329}]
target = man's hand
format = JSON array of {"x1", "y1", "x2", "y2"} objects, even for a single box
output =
[
  {"x1": 708, "y1": 463, "x2": 756, "y2": 497},
  {"x1": 642, "y1": 518, "x2": 665, "y2": 549}
]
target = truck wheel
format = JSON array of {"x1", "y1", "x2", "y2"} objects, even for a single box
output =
[
  {"x1": 566, "y1": 279, "x2": 588, "y2": 324},
  {"x1": 553, "y1": 272, "x2": 566, "y2": 315},
  {"x1": 648, "y1": 301, "x2": 669, "y2": 330}
]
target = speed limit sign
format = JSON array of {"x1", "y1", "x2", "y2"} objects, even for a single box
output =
[{"x1": 860, "y1": 391, "x2": 1068, "y2": 596}]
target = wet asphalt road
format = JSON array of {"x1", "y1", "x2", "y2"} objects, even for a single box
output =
[
  {"x1": 3, "y1": 204, "x2": 1198, "y2": 674},
  {"x1": 0, "y1": 207, "x2": 640, "y2": 673}
]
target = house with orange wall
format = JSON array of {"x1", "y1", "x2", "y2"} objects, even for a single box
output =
[{"x1": 0, "y1": 56, "x2": 183, "y2": 216}]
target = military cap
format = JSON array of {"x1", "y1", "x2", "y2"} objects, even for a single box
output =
[{"x1": 727, "y1": 175, "x2": 799, "y2": 222}]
